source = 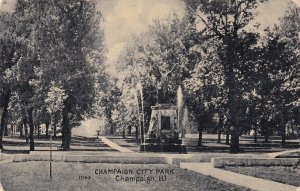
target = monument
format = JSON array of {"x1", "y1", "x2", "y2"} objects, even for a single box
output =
[{"x1": 140, "y1": 65, "x2": 187, "y2": 153}]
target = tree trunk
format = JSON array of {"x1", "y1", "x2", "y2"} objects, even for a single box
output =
[
  {"x1": 109, "y1": 122, "x2": 114, "y2": 134},
  {"x1": 281, "y1": 126, "x2": 286, "y2": 146},
  {"x1": 36, "y1": 124, "x2": 39, "y2": 136},
  {"x1": 228, "y1": 75, "x2": 240, "y2": 153},
  {"x1": 264, "y1": 132, "x2": 269, "y2": 143},
  {"x1": 34, "y1": 124, "x2": 37, "y2": 135},
  {"x1": 106, "y1": 109, "x2": 114, "y2": 135},
  {"x1": 24, "y1": 118, "x2": 29, "y2": 144},
  {"x1": 53, "y1": 123, "x2": 57, "y2": 137},
  {"x1": 37, "y1": 124, "x2": 40, "y2": 138},
  {"x1": 27, "y1": 108, "x2": 35, "y2": 151},
  {"x1": 11, "y1": 124, "x2": 14, "y2": 135},
  {"x1": 45, "y1": 122, "x2": 50, "y2": 137},
  {"x1": 198, "y1": 129, "x2": 203, "y2": 146},
  {"x1": 226, "y1": 131, "x2": 230, "y2": 145},
  {"x1": 61, "y1": 103, "x2": 71, "y2": 150},
  {"x1": 122, "y1": 127, "x2": 125, "y2": 138},
  {"x1": 217, "y1": 115, "x2": 224, "y2": 143},
  {"x1": 230, "y1": 130, "x2": 240, "y2": 153},
  {"x1": 135, "y1": 125, "x2": 138, "y2": 142},
  {"x1": 0, "y1": 89, "x2": 10, "y2": 149},
  {"x1": 4, "y1": 121, "x2": 8, "y2": 136},
  {"x1": 217, "y1": 129, "x2": 221, "y2": 143},
  {"x1": 224, "y1": 34, "x2": 240, "y2": 153},
  {"x1": 254, "y1": 124, "x2": 257, "y2": 143},
  {"x1": 19, "y1": 122, "x2": 24, "y2": 137},
  {"x1": 128, "y1": 125, "x2": 131, "y2": 136},
  {"x1": 140, "y1": 120, "x2": 144, "y2": 143},
  {"x1": 261, "y1": 118, "x2": 269, "y2": 143},
  {"x1": 264, "y1": 125, "x2": 269, "y2": 143}
]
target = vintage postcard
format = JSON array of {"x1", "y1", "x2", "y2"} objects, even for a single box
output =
[{"x1": 0, "y1": 0, "x2": 299, "y2": 191}]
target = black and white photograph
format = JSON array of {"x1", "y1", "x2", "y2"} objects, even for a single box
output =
[{"x1": 0, "y1": 0, "x2": 299, "y2": 190}]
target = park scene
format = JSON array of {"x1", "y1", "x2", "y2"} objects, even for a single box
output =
[{"x1": 0, "y1": 0, "x2": 299, "y2": 191}]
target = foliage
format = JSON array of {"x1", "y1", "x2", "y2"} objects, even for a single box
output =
[{"x1": 0, "y1": 0, "x2": 106, "y2": 150}]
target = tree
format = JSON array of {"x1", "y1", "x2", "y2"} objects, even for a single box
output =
[
  {"x1": 184, "y1": 35, "x2": 226, "y2": 145},
  {"x1": 276, "y1": 3, "x2": 300, "y2": 138},
  {"x1": 0, "y1": 12, "x2": 14, "y2": 149},
  {"x1": 259, "y1": 6, "x2": 299, "y2": 145},
  {"x1": 97, "y1": 78, "x2": 122, "y2": 135},
  {"x1": 117, "y1": 14, "x2": 198, "y2": 134},
  {"x1": 247, "y1": 3, "x2": 300, "y2": 146},
  {"x1": 11, "y1": 0, "x2": 46, "y2": 151},
  {"x1": 0, "y1": 7, "x2": 34, "y2": 149},
  {"x1": 185, "y1": 0, "x2": 267, "y2": 153},
  {"x1": 1, "y1": 0, "x2": 105, "y2": 150},
  {"x1": 31, "y1": 0, "x2": 105, "y2": 150},
  {"x1": 44, "y1": 83, "x2": 67, "y2": 137}
]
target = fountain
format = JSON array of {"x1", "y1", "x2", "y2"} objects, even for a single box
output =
[{"x1": 140, "y1": 85, "x2": 187, "y2": 153}]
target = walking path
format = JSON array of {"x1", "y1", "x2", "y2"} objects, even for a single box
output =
[
  {"x1": 100, "y1": 137, "x2": 134, "y2": 153},
  {"x1": 180, "y1": 162, "x2": 298, "y2": 191},
  {"x1": 0, "y1": 154, "x2": 12, "y2": 165}
]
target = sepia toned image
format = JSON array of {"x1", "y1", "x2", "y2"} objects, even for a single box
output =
[{"x1": 0, "y1": 0, "x2": 299, "y2": 190}]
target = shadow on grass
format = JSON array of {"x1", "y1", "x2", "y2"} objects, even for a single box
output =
[
  {"x1": 2, "y1": 135, "x2": 117, "y2": 153},
  {"x1": 187, "y1": 145, "x2": 230, "y2": 153},
  {"x1": 35, "y1": 148, "x2": 117, "y2": 152},
  {"x1": 34, "y1": 135, "x2": 62, "y2": 140},
  {"x1": 1, "y1": 149, "x2": 30, "y2": 154},
  {"x1": 2, "y1": 141, "x2": 28, "y2": 146}
]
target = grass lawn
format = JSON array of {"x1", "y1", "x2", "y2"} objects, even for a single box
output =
[
  {"x1": 0, "y1": 162, "x2": 253, "y2": 191},
  {"x1": 107, "y1": 134, "x2": 299, "y2": 154},
  {"x1": 183, "y1": 135, "x2": 299, "y2": 153},
  {"x1": 223, "y1": 166, "x2": 300, "y2": 187}
]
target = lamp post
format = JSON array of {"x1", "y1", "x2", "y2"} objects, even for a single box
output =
[
  {"x1": 136, "y1": 83, "x2": 145, "y2": 144},
  {"x1": 49, "y1": 129, "x2": 53, "y2": 180},
  {"x1": 135, "y1": 89, "x2": 141, "y2": 143}
]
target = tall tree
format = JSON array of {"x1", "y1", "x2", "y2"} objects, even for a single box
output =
[
  {"x1": 185, "y1": 0, "x2": 267, "y2": 153},
  {"x1": 19, "y1": 0, "x2": 105, "y2": 150},
  {"x1": 46, "y1": 0, "x2": 105, "y2": 150},
  {"x1": 0, "y1": 7, "x2": 34, "y2": 149}
]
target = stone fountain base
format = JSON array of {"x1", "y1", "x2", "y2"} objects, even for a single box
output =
[
  {"x1": 140, "y1": 138, "x2": 187, "y2": 153},
  {"x1": 140, "y1": 104, "x2": 187, "y2": 153}
]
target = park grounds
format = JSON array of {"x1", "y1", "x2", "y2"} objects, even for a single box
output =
[{"x1": 0, "y1": 131, "x2": 299, "y2": 191}]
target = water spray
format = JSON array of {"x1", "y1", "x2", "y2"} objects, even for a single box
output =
[{"x1": 177, "y1": 85, "x2": 184, "y2": 137}]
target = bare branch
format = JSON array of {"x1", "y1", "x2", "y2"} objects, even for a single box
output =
[
  {"x1": 196, "y1": 13, "x2": 225, "y2": 39},
  {"x1": 237, "y1": 0, "x2": 254, "y2": 28}
]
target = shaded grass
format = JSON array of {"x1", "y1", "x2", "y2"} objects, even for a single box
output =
[
  {"x1": 2, "y1": 135, "x2": 117, "y2": 152},
  {"x1": 183, "y1": 136, "x2": 299, "y2": 153},
  {"x1": 107, "y1": 134, "x2": 299, "y2": 153}
]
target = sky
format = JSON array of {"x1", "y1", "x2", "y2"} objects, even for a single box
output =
[
  {"x1": 96, "y1": 0, "x2": 292, "y2": 75},
  {"x1": 0, "y1": 0, "x2": 17, "y2": 12},
  {"x1": 96, "y1": 0, "x2": 186, "y2": 74}
]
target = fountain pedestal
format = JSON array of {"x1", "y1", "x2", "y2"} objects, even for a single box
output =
[{"x1": 140, "y1": 104, "x2": 186, "y2": 153}]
